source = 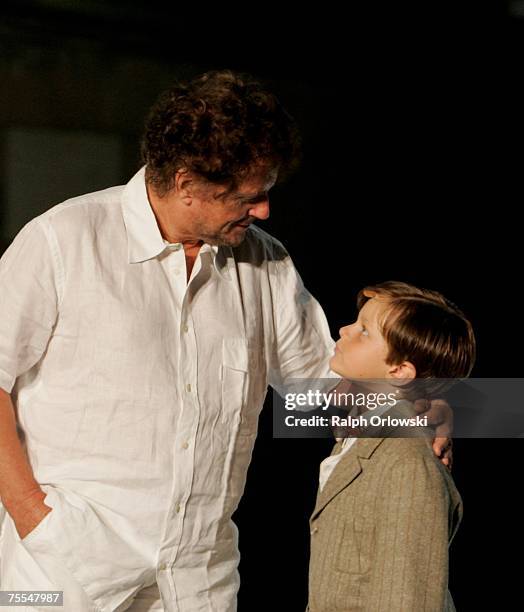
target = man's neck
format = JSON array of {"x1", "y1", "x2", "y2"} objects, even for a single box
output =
[{"x1": 147, "y1": 182, "x2": 201, "y2": 247}]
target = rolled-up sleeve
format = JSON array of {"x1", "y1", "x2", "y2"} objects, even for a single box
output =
[
  {"x1": 0, "y1": 218, "x2": 60, "y2": 394},
  {"x1": 268, "y1": 247, "x2": 339, "y2": 398}
]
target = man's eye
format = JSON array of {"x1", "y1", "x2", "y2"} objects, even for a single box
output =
[{"x1": 241, "y1": 194, "x2": 268, "y2": 205}]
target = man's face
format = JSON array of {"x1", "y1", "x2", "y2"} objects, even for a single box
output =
[
  {"x1": 329, "y1": 298, "x2": 393, "y2": 380},
  {"x1": 189, "y1": 166, "x2": 278, "y2": 247}
]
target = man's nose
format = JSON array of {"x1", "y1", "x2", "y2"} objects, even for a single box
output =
[{"x1": 248, "y1": 199, "x2": 270, "y2": 220}]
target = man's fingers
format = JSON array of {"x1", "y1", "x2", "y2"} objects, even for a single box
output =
[
  {"x1": 442, "y1": 447, "x2": 453, "y2": 471},
  {"x1": 441, "y1": 455, "x2": 453, "y2": 471},
  {"x1": 432, "y1": 436, "x2": 450, "y2": 457},
  {"x1": 413, "y1": 399, "x2": 431, "y2": 414},
  {"x1": 434, "y1": 419, "x2": 453, "y2": 438},
  {"x1": 417, "y1": 398, "x2": 454, "y2": 469},
  {"x1": 432, "y1": 437, "x2": 453, "y2": 471},
  {"x1": 414, "y1": 399, "x2": 447, "y2": 424},
  {"x1": 415, "y1": 398, "x2": 454, "y2": 433}
]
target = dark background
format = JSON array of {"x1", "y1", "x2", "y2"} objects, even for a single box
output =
[{"x1": 1, "y1": 1, "x2": 522, "y2": 609}]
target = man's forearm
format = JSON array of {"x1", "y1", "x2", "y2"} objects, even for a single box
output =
[{"x1": 0, "y1": 388, "x2": 50, "y2": 530}]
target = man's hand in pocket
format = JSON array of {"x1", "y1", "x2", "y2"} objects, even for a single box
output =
[{"x1": 9, "y1": 489, "x2": 53, "y2": 540}]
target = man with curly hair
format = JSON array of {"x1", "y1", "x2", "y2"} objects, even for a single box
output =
[{"x1": 0, "y1": 70, "x2": 450, "y2": 612}]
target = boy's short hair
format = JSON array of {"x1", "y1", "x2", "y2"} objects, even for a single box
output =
[{"x1": 357, "y1": 281, "x2": 476, "y2": 397}]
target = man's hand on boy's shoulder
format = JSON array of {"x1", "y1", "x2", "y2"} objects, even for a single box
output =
[{"x1": 413, "y1": 398, "x2": 454, "y2": 471}]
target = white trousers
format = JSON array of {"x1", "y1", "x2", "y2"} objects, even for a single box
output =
[{"x1": 0, "y1": 513, "x2": 164, "y2": 612}]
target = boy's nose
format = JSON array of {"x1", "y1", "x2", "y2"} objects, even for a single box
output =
[
  {"x1": 339, "y1": 325, "x2": 350, "y2": 337},
  {"x1": 340, "y1": 323, "x2": 359, "y2": 341}
]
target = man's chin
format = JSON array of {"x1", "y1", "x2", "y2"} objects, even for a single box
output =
[
  {"x1": 215, "y1": 229, "x2": 250, "y2": 248},
  {"x1": 226, "y1": 240, "x2": 245, "y2": 249}
]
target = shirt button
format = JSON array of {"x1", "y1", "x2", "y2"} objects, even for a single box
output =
[
  {"x1": 186, "y1": 383, "x2": 191, "y2": 392},
  {"x1": 182, "y1": 441, "x2": 189, "y2": 449},
  {"x1": 174, "y1": 269, "x2": 181, "y2": 276},
  {"x1": 182, "y1": 324, "x2": 189, "y2": 333},
  {"x1": 176, "y1": 504, "x2": 181, "y2": 513},
  {"x1": 158, "y1": 562, "x2": 167, "y2": 570}
]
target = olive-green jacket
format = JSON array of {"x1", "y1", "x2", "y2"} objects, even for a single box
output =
[{"x1": 307, "y1": 431, "x2": 462, "y2": 612}]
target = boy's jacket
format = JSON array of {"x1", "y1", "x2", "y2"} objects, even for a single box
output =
[{"x1": 307, "y1": 402, "x2": 463, "y2": 612}]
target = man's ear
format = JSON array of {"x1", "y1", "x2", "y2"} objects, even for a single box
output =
[
  {"x1": 174, "y1": 169, "x2": 194, "y2": 205},
  {"x1": 387, "y1": 361, "x2": 417, "y2": 382}
]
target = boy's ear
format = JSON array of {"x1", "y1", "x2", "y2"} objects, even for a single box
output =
[{"x1": 387, "y1": 360, "x2": 417, "y2": 382}]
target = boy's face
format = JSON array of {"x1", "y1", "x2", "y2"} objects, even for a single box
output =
[{"x1": 329, "y1": 297, "x2": 393, "y2": 379}]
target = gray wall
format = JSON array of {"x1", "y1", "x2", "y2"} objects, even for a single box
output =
[{"x1": 0, "y1": 4, "x2": 201, "y2": 249}]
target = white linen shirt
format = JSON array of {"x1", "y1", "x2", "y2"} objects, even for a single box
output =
[{"x1": 0, "y1": 167, "x2": 337, "y2": 612}]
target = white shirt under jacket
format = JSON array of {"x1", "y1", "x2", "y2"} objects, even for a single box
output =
[{"x1": 0, "y1": 167, "x2": 337, "y2": 612}]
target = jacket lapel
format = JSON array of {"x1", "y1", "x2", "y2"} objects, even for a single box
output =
[
  {"x1": 310, "y1": 437, "x2": 385, "y2": 522},
  {"x1": 310, "y1": 401, "x2": 434, "y2": 522}
]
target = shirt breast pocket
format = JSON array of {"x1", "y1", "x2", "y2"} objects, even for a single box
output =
[
  {"x1": 221, "y1": 337, "x2": 262, "y2": 433},
  {"x1": 221, "y1": 338, "x2": 249, "y2": 427}
]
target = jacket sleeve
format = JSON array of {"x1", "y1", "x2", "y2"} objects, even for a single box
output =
[{"x1": 366, "y1": 454, "x2": 451, "y2": 611}]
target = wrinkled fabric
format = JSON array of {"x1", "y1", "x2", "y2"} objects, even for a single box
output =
[{"x1": 0, "y1": 167, "x2": 337, "y2": 612}]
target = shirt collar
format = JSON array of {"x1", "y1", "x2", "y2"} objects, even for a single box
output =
[{"x1": 121, "y1": 166, "x2": 230, "y2": 279}]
